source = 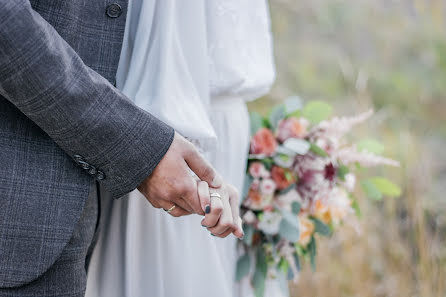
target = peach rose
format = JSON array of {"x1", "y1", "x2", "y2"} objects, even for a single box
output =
[
  {"x1": 250, "y1": 128, "x2": 277, "y2": 155},
  {"x1": 244, "y1": 180, "x2": 274, "y2": 211},
  {"x1": 298, "y1": 216, "x2": 315, "y2": 246},
  {"x1": 271, "y1": 166, "x2": 296, "y2": 190},
  {"x1": 276, "y1": 117, "x2": 309, "y2": 143}
]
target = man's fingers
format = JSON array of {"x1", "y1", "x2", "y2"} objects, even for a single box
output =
[
  {"x1": 157, "y1": 200, "x2": 191, "y2": 217},
  {"x1": 201, "y1": 196, "x2": 223, "y2": 228},
  {"x1": 177, "y1": 163, "x2": 204, "y2": 215},
  {"x1": 184, "y1": 149, "x2": 222, "y2": 188},
  {"x1": 228, "y1": 185, "x2": 244, "y2": 239},
  {"x1": 197, "y1": 181, "x2": 211, "y2": 213}
]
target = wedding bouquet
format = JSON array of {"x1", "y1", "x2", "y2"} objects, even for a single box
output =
[{"x1": 237, "y1": 98, "x2": 400, "y2": 297}]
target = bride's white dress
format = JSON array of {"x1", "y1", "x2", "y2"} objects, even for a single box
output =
[{"x1": 85, "y1": 1, "x2": 276, "y2": 297}]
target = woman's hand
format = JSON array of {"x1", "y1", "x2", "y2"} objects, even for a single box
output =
[{"x1": 197, "y1": 181, "x2": 244, "y2": 239}]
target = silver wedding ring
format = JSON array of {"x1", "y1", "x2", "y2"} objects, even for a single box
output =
[{"x1": 209, "y1": 192, "x2": 222, "y2": 200}]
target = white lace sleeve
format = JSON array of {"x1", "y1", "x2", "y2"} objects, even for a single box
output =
[{"x1": 206, "y1": 0, "x2": 276, "y2": 102}]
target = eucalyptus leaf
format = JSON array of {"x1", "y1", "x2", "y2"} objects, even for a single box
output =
[
  {"x1": 269, "y1": 105, "x2": 286, "y2": 131},
  {"x1": 236, "y1": 253, "x2": 251, "y2": 281},
  {"x1": 253, "y1": 249, "x2": 268, "y2": 297},
  {"x1": 279, "y1": 219, "x2": 300, "y2": 242},
  {"x1": 241, "y1": 174, "x2": 254, "y2": 204},
  {"x1": 302, "y1": 101, "x2": 333, "y2": 124},
  {"x1": 370, "y1": 177, "x2": 402, "y2": 197},
  {"x1": 284, "y1": 96, "x2": 303, "y2": 114},
  {"x1": 250, "y1": 112, "x2": 264, "y2": 136},
  {"x1": 293, "y1": 252, "x2": 301, "y2": 272},
  {"x1": 243, "y1": 224, "x2": 255, "y2": 246},
  {"x1": 291, "y1": 201, "x2": 301, "y2": 215},
  {"x1": 283, "y1": 138, "x2": 311, "y2": 155},
  {"x1": 311, "y1": 217, "x2": 332, "y2": 236},
  {"x1": 280, "y1": 209, "x2": 300, "y2": 229},
  {"x1": 308, "y1": 236, "x2": 317, "y2": 271},
  {"x1": 361, "y1": 179, "x2": 383, "y2": 200},
  {"x1": 357, "y1": 139, "x2": 385, "y2": 155}
]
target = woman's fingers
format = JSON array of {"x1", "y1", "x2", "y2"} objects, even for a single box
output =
[
  {"x1": 201, "y1": 196, "x2": 223, "y2": 227},
  {"x1": 207, "y1": 188, "x2": 236, "y2": 238},
  {"x1": 227, "y1": 185, "x2": 244, "y2": 239}
]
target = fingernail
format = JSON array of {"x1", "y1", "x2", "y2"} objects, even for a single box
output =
[
  {"x1": 201, "y1": 224, "x2": 207, "y2": 228},
  {"x1": 211, "y1": 174, "x2": 223, "y2": 188},
  {"x1": 205, "y1": 205, "x2": 211, "y2": 214},
  {"x1": 211, "y1": 233, "x2": 216, "y2": 237}
]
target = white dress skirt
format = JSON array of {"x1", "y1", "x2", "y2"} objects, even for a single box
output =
[
  {"x1": 86, "y1": 98, "x2": 250, "y2": 297},
  {"x1": 86, "y1": 0, "x2": 277, "y2": 296}
]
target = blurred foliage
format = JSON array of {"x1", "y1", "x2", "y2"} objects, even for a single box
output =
[{"x1": 248, "y1": 0, "x2": 446, "y2": 296}]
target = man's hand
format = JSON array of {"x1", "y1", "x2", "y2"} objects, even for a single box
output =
[{"x1": 137, "y1": 132, "x2": 222, "y2": 217}]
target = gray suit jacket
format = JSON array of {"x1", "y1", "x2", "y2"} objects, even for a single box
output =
[{"x1": 0, "y1": 0, "x2": 174, "y2": 287}]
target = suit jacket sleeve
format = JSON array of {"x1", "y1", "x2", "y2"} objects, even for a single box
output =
[{"x1": 0, "y1": 0, "x2": 175, "y2": 199}]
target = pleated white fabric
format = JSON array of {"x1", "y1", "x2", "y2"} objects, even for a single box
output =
[{"x1": 86, "y1": 0, "x2": 276, "y2": 296}]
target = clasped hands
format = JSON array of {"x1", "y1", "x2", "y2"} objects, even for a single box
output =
[{"x1": 138, "y1": 132, "x2": 244, "y2": 239}]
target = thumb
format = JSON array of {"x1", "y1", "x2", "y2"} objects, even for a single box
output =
[{"x1": 185, "y1": 149, "x2": 223, "y2": 188}]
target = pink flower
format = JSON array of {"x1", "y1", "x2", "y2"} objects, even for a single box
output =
[
  {"x1": 244, "y1": 180, "x2": 274, "y2": 211},
  {"x1": 271, "y1": 166, "x2": 296, "y2": 190},
  {"x1": 276, "y1": 118, "x2": 309, "y2": 142},
  {"x1": 250, "y1": 128, "x2": 277, "y2": 155},
  {"x1": 260, "y1": 178, "x2": 277, "y2": 195},
  {"x1": 248, "y1": 162, "x2": 270, "y2": 179}
]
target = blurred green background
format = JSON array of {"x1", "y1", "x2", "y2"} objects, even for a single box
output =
[{"x1": 249, "y1": 0, "x2": 446, "y2": 296}]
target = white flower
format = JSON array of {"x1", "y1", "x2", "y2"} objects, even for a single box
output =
[
  {"x1": 344, "y1": 173, "x2": 356, "y2": 192},
  {"x1": 258, "y1": 211, "x2": 282, "y2": 235},
  {"x1": 260, "y1": 178, "x2": 277, "y2": 195},
  {"x1": 276, "y1": 189, "x2": 301, "y2": 212},
  {"x1": 243, "y1": 210, "x2": 257, "y2": 224}
]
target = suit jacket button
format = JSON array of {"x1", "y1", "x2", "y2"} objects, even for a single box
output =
[
  {"x1": 106, "y1": 3, "x2": 122, "y2": 18},
  {"x1": 73, "y1": 154, "x2": 84, "y2": 162},
  {"x1": 88, "y1": 166, "x2": 97, "y2": 175},
  {"x1": 96, "y1": 171, "x2": 105, "y2": 181}
]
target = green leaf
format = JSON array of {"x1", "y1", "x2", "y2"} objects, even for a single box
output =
[
  {"x1": 369, "y1": 177, "x2": 402, "y2": 197},
  {"x1": 284, "y1": 96, "x2": 303, "y2": 114},
  {"x1": 308, "y1": 236, "x2": 317, "y2": 271},
  {"x1": 291, "y1": 201, "x2": 301, "y2": 215},
  {"x1": 250, "y1": 112, "x2": 264, "y2": 136},
  {"x1": 309, "y1": 143, "x2": 329, "y2": 157},
  {"x1": 236, "y1": 253, "x2": 251, "y2": 281},
  {"x1": 243, "y1": 224, "x2": 255, "y2": 246},
  {"x1": 241, "y1": 174, "x2": 253, "y2": 204},
  {"x1": 279, "y1": 219, "x2": 300, "y2": 242},
  {"x1": 311, "y1": 217, "x2": 332, "y2": 236},
  {"x1": 278, "y1": 258, "x2": 289, "y2": 275},
  {"x1": 337, "y1": 164, "x2": 349, "y2": 180},
  {"x1": 361, "y1": 180, "x2": 383, "y2": 200},
  {"x1": 253, "y1": 249, "x2": 268, "y2": 297},
  {"x1": 357, "y1": 139, "x2": 385, "y2": 155},
  {"x1": 280, "y1": 209, "x2": 300, "y2": 229},
  {"x1": 269, "y1": 105, "x2": 286, "y2": 131},
  {"x1": 302, "y1": 101, "x2": 333, "y2": 124},
  {"x1": 349, "y1": 195, "x2": 361, "y2": 218}
]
